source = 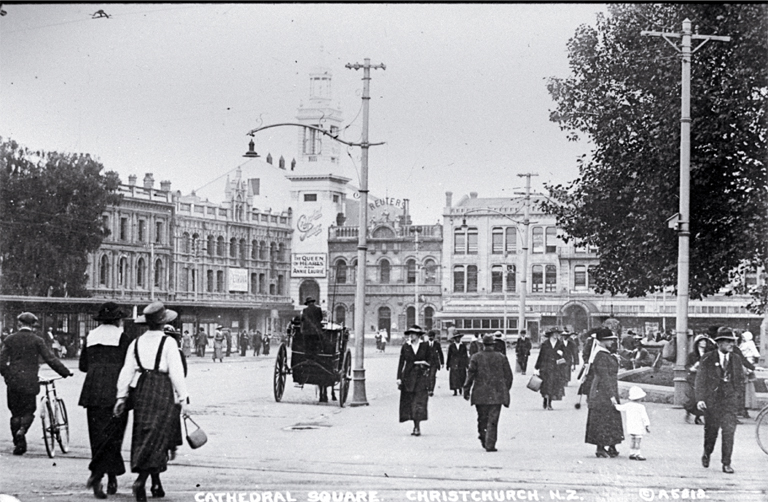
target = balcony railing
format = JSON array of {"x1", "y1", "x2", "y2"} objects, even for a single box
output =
[{"x1": 329, "y1": 224, "x2": 443, "y2": 240}]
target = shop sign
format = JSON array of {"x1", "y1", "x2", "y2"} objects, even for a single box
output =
[
  {"x1": 229, "y1": 268, "x2": 248, "y2": 292},
  {"x1": 292, "y1": 253, "x2": 327, "y2": 277}
]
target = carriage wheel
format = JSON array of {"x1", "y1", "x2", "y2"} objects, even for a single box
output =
[
  {"x1": 273, "y1": 343, "x2": 288, "y2": 402},
  {"x1": 339, "y1": 349, "x2": 352, "y2": 407}
]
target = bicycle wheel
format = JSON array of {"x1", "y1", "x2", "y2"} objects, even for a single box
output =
[
  {"x1": 756, "y1": 407, "x2": 768, "y2": 455},
  {"x1": 40, "y1": 400, "x2": 56, "y2": 458},
  {"x1": 55, "y1": 398, "x2": 70, "y2": 453}
]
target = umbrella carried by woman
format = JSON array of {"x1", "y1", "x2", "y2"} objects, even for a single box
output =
[
  {"x1": 114, "y1": 301, "x2": 189, "y2": 502},
  {"x1": 79, "y1": 302, "x2": 131, "y2": 499},
  {"x1": 397, "y1": 325, "x2": 432, "y2": 436},
  {"x1": 584, "y1": 327, "x2": 625, "y2": 458}
]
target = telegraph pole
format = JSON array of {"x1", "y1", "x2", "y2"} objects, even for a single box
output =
[
  {"x1": 346, "y1": 58, "x2": 385, "y2": 407},
  {"x1": 517, "y1": 173, "x2": 537, "y2": 340},
  {"x1": 642, "y1": 20, "x2": 730, "y2": 405}
]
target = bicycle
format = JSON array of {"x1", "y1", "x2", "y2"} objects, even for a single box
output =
[
  {"x1": 757, "y1": 401, "x2": 768, "y2": 455},
  {"x1": 39, "y1": 376, "x2": 70, "y2": 458}
]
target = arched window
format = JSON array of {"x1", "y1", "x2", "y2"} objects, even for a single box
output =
[
  {"x1": 136, "y1": 258, "x2": 146, "y2": 288},
  {"x1": 424, "y1": 306, "x2": 434, "y2": 331},
  {"x1": 423, "y1": 259, "x2": 437, "y2": 284},
  {"x1": 216, "y1": 270, "x2": 224, "y2": 292},
  {"x1": 258, "y1": 273, "x2": 266, "y2": 293},
  {"x1": 506, "y1": 265, "x2": 516, "y2": 292},
  {"x1": 406, "y1": 259, "x2": 417, "y2": 284},
  {"x1": 532, "y1": 265, "x2": 543, "y2": 292},
  {"x1": 378, "y1": 306, "x2": 391, "y2": 335},
  {"x1": 491, "y1": 265, "x2": 503, "y2": 292},
  {"x1": 379, "y1": 259, "x2": 391, "y2": 284},
  {"x1": 207, "y1": 270, "x2": 214, "y2": 292},
  {"x1": 99, "y1": 255, "x2": 109, "y2": 286},
  {"x1": 278, "y1": 242, "x2": 286, "y2": 262},
  {"x1": 406, "y1": 306, "x2": 416, "y2": 328},
  {"x1": 349, "y1": 259, "x2": 357, "y2": 284},
  {"x1": 334, "y1": 305, "x2": 346, "y2": 325},
  {"x1": 217, "y1": 236, "x2": 226, "y2": 256},
  {"x1": 239, "y1": 239, "x2": 246, "y2": 263},
  {"x1": 182, "y1": 232, "x2": 190, "y2": 254},
  {"x1": 467, "y1": 265, "x2": 478, "y2": 292},
  {"x1": 251, "y1": 273, "x2": 258, "y2": 294},
  {"x1": 269, "y1": 283, "x2": 276, "y2": 295},
  {"x1": 545, "y1": 265, "x2": 557, "y2": 292},
  {"x1": 453, "y1": 265, "x2": 465, "y2": 293},
  {"x1": 277, "y1": 275, "x2": 285, "y2": 295},
  {"x1": 118, "y1": 257, "x2": 128, "y2": 287},
  {"x1": 191, "y1": 233, "x2": 199, "y2": 255},
  {"x1": 207, "y1": 235, "x2": 215, "y2": 256},
  {"x1": 155, "y1": 221, "x2": 164, "y2": 244},
  {"x1": 154, "y1": 259, "x2": 163, "y2": 288},
  {"x1": 335, "y1": 260, "x2": 347, "y2": 284},
  {"x1": 230, "y1": 238, "x2": 237, "y2": 258},
  {"x1": 251, "y1": 240, "x2": 258, "y2": 260},
  {"x1": 259, "y1": 241, "x2": 267, "y2": 260},
  {"x1": 270, "y1": 242, "x2": 277, "y2": 260}
]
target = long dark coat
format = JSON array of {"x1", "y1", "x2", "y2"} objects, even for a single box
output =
[
  {"x1": 446, "y1": 341, "x2": 469, "y2": 390},
  {"x1": 695, "y1": 350, "x2": 744, "y2": 412},
  {"x1": 535, "y1": 338, "x2": 567, "y2": 400},
  {"x1": 0, "y1": 328, "x2": 70, "y2": 394},
  {"x1": 397, "y1": 342, "x2": 431, "y2": 422},
  {"x1": 585, "y1": 349, "x2": 624, "y2": 446},
  {"x1": 463, "y1": 347, "x2": 513, "y2": 406}
]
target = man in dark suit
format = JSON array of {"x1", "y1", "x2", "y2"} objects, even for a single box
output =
[
  {"x1": 464, "y1": 334, "x2": 513, "y2": 452},
  {"x1": 695, "y1": 327, "x2": 744, "y2": 474},
  {"x1": 515, "y1": 330, "x2": 532, "y2": 374},
  {"x1": 426, "y1": 330, "x2": 444, "y2": 396},
  {"x1": 0, "y1": 312, "x2": 72, "y2": 455}
]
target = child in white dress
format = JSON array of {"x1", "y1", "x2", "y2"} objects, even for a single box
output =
[{"x1": 615, "y1": 385, "x2": 651, "y2": 460}]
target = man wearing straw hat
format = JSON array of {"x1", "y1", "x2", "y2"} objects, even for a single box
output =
[{"x1": 695, "y1": 327, "x2": 744, "y2": 474}]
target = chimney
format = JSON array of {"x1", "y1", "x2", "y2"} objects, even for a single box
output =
[
  {"x1": 128, "y1": 175, "x2": 137, "y2": 186},
  {"x1": 445, "y1": 191, "x2": 453, "y2": 207},
  {"x1": 160, "y1": 180, "x2": 171, "y2": 192},
  {"x1": 143, "y1": 173, "x2": 155, "y2": 189},
  {"x1": 266, "y1": 153, "x2": 273, "y2": 165},
  {"x1": 279, "y1": 156, "x2": 286, "y2": 170},
  {"x1": 470, "y1": 191, "x2": 478, "y2": 199},
  {"x1": 291, "y1": 158, "x2": 296, "y2": 171}
]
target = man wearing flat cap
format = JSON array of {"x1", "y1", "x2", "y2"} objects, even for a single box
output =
[
  {"x1": 0, "y1": 312, "x2": 72, "y2": 455},
  {"x1": 695, "y1": 327, "x2": 744, "y2": 474},
  {"x1": 463, "y1": 334, "x2": 513, "y2": 452}
]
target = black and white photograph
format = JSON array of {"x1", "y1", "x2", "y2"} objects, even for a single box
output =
[{"x1": 0, "y1": 3, "x2": 766, "y2": 502}]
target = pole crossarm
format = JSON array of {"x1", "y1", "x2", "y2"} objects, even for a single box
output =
[
  {"x1": 454, "y1": 206, "x2": 531, "y2": 228},
  {"x1": 246, "y1": 123, "x2": 385, "y2": 148}
]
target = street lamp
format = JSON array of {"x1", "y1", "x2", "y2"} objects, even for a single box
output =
[
  {"x1": 246, "y1": 59, "x2": 385, "y2": 407},
  {"x1": 410, "y1": 227, "x2": 421, "y2": 326}
]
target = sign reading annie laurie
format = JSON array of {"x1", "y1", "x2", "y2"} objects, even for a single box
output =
[
  {"x1": 228, "y1": 267, "x2": 248, "y2": 292},
  {"x1": 292, "y1": 253, "x2": 326, "y2": 277}
]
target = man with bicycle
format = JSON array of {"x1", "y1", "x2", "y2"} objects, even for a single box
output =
[{"x1": 0, "y1": 312, "x2": 72, "y2": 455}]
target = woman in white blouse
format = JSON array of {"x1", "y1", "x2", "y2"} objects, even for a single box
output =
[{"x1": 114, "y1": 301, "x2": 189, "y2": 502}]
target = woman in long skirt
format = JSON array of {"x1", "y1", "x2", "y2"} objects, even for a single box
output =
[
  {"x1": 397, "y1": 325, "x2": 432, "y2": 436},
  {"x1": 585, "y1": 328, "x2": 624, "y2": 458},
  {"x1": 212, "y1": 327, "x2": 225, "y2": 362},
  {"x1": 535, "y1": 327, "x2": 568, "y2": 410},
  {"x1": 79, "y1": 302, "x2": 131, "y2": 498},
  {"x1": 684, "y1": 334, "x2": 715, "y2": 424},
  {"x1": 115, "y1": 302, "x2": 189, "y2": 502}
]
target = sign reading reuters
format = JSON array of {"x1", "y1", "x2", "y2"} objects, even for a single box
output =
[{"x1": 291, "y1": 253, "x2": 326, "y2": 277}]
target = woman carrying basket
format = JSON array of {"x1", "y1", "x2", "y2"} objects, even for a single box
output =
[{"x1": 114, "y1": 301, "x2": 189, "y2": 502}]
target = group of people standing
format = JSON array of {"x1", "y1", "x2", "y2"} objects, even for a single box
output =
[{"x1": 1, "y1": 301, "x2": 190, "y2": 501}]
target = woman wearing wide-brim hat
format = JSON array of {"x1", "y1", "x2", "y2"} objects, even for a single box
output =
[
  {"x1": 79, "y1": 302, "x2": 130, "y2": 498},
  {"x1": 684, "y1": 333, "x2": 716, "y2": 424},
  {"x1": 535, "y1": 326, "x2": 568, "y2": 410},
  {"x1": 584, "y1": 327, "x2": 625, "y2": 458},
  {"x1": 114, "y1": 301, "x2": 189, "y2": 501},
  {"x1": 397, "y1": 325, "x2": 432, "y2": 436}
]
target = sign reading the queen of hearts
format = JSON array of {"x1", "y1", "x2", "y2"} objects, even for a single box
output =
[{"x1": 291, "y1": 253, "x2": 327, "y2": 277}]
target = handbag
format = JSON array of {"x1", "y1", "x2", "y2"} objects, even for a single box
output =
[
  {"x1": 526, "y1": 374, "x2": 543, "y2": 392},
  {"x1": 183, "y1": 416, "x2": 208, "y2": 449}
]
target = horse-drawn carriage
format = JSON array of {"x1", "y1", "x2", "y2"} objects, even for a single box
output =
[{"x1": 272, "y1": 321, "x2": 353, "y2": 406}]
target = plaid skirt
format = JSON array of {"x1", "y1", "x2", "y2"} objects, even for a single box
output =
[{"x1": 130, "y1": 371, "x2": 176, "y2": 474}]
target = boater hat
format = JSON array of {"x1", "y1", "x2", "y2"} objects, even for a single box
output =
[
  {"x1": 93, "y1": 302, "x2": 128, "y2": 322},
  {"x1": 135, "y1": 301, "x2": 178, "y2": 325},
  {"x1": 492, "y1": 331, "x2": 504, "y2": 339}
]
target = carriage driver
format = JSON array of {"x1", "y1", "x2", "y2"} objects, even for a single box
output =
[{"x1": 301, "y1": 297, "x2": 324, "y2": 353}]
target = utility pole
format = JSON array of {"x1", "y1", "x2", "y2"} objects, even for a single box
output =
[
  {"x1": 517, "y1": 173, "x2": 537, "y2": 340},
  {"x1": 642, "y1": 20, "x2": 729, "y2": 405},
  {"x1": 346, "y1": 58, "x2": 385, "y2": 407},
  {"x1": 413, "y1": 227, "x2": 420, "y2": 326}
]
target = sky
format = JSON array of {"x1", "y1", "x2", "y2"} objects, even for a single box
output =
[{"x1": 0, "y1": 3, "x2": 606, "y2": 223}]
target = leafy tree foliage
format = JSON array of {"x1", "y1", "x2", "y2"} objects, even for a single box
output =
[
  {"x1": 543, "y1": 4, "x2": 768, "y2": 300},
  {"x1": 0, "y1": 137, "x2": 121, "y2": 296}
]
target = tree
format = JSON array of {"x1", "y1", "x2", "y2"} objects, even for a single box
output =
[
  {"x1": 543, "y1": 3, "x2": 768, "y2": 300},
  {"x1": 0, "y1": 137, "x2": 121, "y2": 297}
]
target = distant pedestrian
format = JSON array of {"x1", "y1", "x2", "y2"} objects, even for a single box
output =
[
  {"x1": 492, "y1": 331, "x2": 506, "y2": 356},
  {"x1": 469, "y1": 333, "x2": 483, "y2": 357},
  {"x1": 262, "y1": 333, "x2": 270, "y2": 356},
  {"x1": 195, "y1": 328, "x2": 207, "y2": 357},
  {"x1": 515, "y1": 330, "x2": 532, "y2": 375},
  {"x1": 181, "y1": 330, "x2": 193, "y2": 358},
  {"x1": 426, "y1": 330, "x2": 444, "y2": 396},
  {"x1": 225, "y1": 329, "x2": 232, "y2": 357},
  {"x1": 446, "y1": 331, "x2": 469, "y2": 396},
  {"x1": 535, "y1": 327, "x2": 568, "y2": 410},
  {"x1": 463, "y1": 334, "x2": 513, "y2": 452},
  {"x1": 252, "y1": 330, "x2": 262, "y2": 356},
  {"x1": 695, "y1": 327, "x2": 743, "y2": 474},
  {"x1": 213, "y1": 327, "x2": 224, "y2": 362},
  {"x1": 239, "y1": 330, "x2": 248, "y2": 356},
  {"x1": 585, "y1": 327, "x2": 624, "y2": 459},
  {"x1": 614, "y1": 386, "x2": 651, "y2": 461},
  {"x1": 397, "y1": 325, "x2": 431, "y2": 436}
]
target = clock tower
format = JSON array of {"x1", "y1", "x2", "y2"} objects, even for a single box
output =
[{"x1": 296, "y1": 65, "x2": 344, "y2": 165}]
